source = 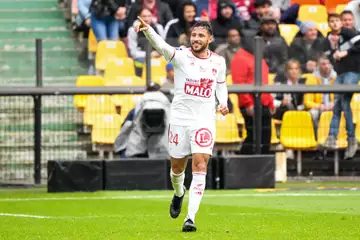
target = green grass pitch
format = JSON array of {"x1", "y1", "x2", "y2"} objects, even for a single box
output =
[{"x1": 0, "y1": 182, "x2": 360, "y2": 239}]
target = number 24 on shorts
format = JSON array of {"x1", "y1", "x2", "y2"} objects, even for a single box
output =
[{"x1": 169, "y1": 131, "x2": 179, "y2": 146}]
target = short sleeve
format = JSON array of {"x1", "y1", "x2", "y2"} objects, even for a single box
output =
[{"x1": 216, "y1": 58, "x2": 227, "y2": 84}]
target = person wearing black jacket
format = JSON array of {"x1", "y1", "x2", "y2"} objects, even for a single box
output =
[
  {"x1": 164, "y1": 1, "x2": 198, "y2": 47},
  {"x1": 89, "y1": 0, "x2": 127, "y2": 40},
  {"x1": 289, "y1": 21, "x2": 326, "y2": 73},
  {"x1": 321, "y1": 13, "x2": 360, "y2": 159},
  {"x1": 126, "y1": 0, "x2": 173, "y2": 29},
  {"x1": 273, "y1": 59, "x2": 306, "y2": 120},
  {"x1": 210, "y1": 0, "x2": 243, "y2": 49}
]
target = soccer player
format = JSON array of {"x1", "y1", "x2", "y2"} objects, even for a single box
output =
[{"x1": 135, "y1": 17, "x2": 229, "y2": 232}]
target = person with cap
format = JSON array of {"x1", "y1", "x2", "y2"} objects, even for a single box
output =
[
  {"x1": 210, "y1": 0, "x2": 243, "y2": 49},
  {"x1": 161, "y1": 63, "x2": 175, "y2": 102},
  {"x1": 289, "y1": 20, "x2": 326, "y2": 73},
  {"x1": 255, "y1": 16, "x2": 288, "y2": 75}
]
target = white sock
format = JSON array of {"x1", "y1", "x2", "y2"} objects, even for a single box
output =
[
  {"x1": 186, "y1": 172, "x2": 206, "y2": 223},
  {"x1": 170, "y1": 170, "x2": 185, "y2": 197}
]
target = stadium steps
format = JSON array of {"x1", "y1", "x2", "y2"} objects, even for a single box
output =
[{"x1": 0, "y1": 1, "x2": 87, "y2": 183}]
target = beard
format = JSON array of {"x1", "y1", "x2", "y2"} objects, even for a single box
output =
[{"x1": 190, "y1": 41, "x2": 208, "y2": 53}]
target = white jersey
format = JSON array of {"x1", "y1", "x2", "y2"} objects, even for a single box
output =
[
  {"x1": 169, "y1": 47, "x2": 227, "y2": 126},
  {"x1": 143, "y1": 27, "x2": 228, "y2": 127}
]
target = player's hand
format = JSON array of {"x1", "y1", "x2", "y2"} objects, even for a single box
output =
[
  {"x1": 134, "y1": 16, "x2": 149, "y2": 33},
  {"x1": 217, "y1": 104, "x2": 229, "y2": 116}
]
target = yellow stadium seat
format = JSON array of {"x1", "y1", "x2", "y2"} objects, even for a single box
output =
[
  {"x1": 268, "y1": 73, "x2": 276, "y2": 85},
  {"x1": 302, "y1": 73, "x2": 318, "y2": 83},
  {"x1": 280, "y1": 111, "x2": 317, "y2": 149},
  {"x1": 298, "y1": 5, "x2": 328, "y2": 23},
  {"x1": 88, "y1": 29, "x2": 97, "y2": 53},
  {"x1": 271, "y1": 119, "x2": 281, "y2": 144},
  {"x1": 142, "y1": 57, "x2": 167, "y2": 82},
  {"x1": 351, "y1": 93, "x2": 360, "y2": 124},
  {"x1": 111, "y1": 94, "x2": 143, "y2": 117},
  {"x1": 74, "y1": 75, "x2": 105, "y2": 109},
  {"x1": 83, "y1": 95, "x2": 117, "y2": 126},
  {"x1": 104, "y1": 58, "x2": 135, "y2": 83},
  {"x1": 92, "y1": 114, "x2": 124, "y2": 144},
  {"x1": 291, "y1": 0, "x2": 320, "y2": 5},
  {"x1": 316, "y1": 22, "x2": 330, "y2": 37},
  {"x1": 336, "y1": 4, "x2": 346, "y2": 14},
  {"x1": 226, "y1": 75, "x2": 232, "y2": 85},
  {"x1": 228, "y1": 94, "x2": 247, "y2": 140},
  {"x1": 317, "y1": 111, "x2": 348, "y2": 149},
  {"x1": 215, "y1": 113, "x2": 242, "y2": 144},
  {"x1": 95, "y1": 40, "x2": 128, "y2": 71},
  {"x1": 105, "y1": 76, "x2": 146, "y2": 87},
  {"x1": 278, "y1": 24, "x2": 299, "y2": 46}
]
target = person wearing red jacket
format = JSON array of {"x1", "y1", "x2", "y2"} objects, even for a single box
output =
[{"x1": 231, "y1": 45, "x2": 275, "y2": 154}]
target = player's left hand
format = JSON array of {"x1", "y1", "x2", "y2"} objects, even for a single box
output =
[{"x1": 217, "y1": 104, "x2": 229, "y2": 116}]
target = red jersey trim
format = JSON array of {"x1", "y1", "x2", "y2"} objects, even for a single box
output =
[{"x1": 217, "y1": 80, "x2": 226, "y2": 84}]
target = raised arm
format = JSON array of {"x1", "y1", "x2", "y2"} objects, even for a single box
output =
[{"x1": 135, "y1": 16, "x2": 175, "y2": 62}]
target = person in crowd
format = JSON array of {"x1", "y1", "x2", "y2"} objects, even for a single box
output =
[
  {"x1": 304, "y1": 54, "x2": 336, "y2": 136},
  {"x1": 89, "y1": 0, "x2": 127, "y2": 41},
  {"x1": 231, "y1": 39, "x2": 275, "y2": 154},
  {"x1": 128, "y1": 7, "x2": 163, "y2": 74},
  {"x1": 211, "y1": 0, "x2": 243, "y2": 48},
  {"x1": 345, "y1": 0, "x2": 360, "y2": 32},
  {"x1": 160, "y1": 63, "x2": 175, "y2": 102},
  {"x1": 164, "y1": 1, "x2": 198, "y2": 47},
  {"x1": 245, "y1": 0, "x2": 299, "y2": 30},
  {"x1": 289, "y1": 21, "x2": 326, "y2": 73},
  {"x1": 126, "y1": 0, "x2": 173, "y2": 28},
  {"x1": 273, "y1": 59, "x2": 306, "y2": 121},
  {"x1": 76, "y1": 0, "x2": 92, "y2": 39},
  {"x1": 341, "y1": 10, "x2": 358, "y2": 32},
  {"x1": 215, "y1": 28, "x2": 241, "y2": 75},
  {"x1": 209, "y1": 0, "x2": 255, "y2": 22},
  {"x1": 321, "y1": 13, "x2": 360, "y2": 159},
  {"x1": 256, "y1": 16, "x2": 288, "y2": 75}
]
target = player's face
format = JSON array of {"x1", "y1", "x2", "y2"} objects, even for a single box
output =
[
  {"x1": 341, "y1": 14, "x2": 354, "y2": 29},
  {"x1": 190, "y1": 27, "x2": 212, "y2": 53},
  {"x1": 328, "y1": 17, "x2": 342, "y2": 32}
]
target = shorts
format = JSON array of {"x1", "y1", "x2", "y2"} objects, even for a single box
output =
[{"x1": 168, "y1": 124, "x2": 216, "y2": 158}]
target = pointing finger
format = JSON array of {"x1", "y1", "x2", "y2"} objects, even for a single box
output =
[{"x1": 137, "y1": 16, "x2": 146, "y2": 24}]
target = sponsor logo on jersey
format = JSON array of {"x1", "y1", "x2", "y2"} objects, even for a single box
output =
[
  {"x1": 184, "y1": 78, "x2": 213, "y2": 98},
  {"x1": 195, "y1": 128, "x2": 213, "y2": 147}
]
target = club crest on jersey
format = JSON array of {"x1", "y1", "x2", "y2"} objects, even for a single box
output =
[
  {"x1": 195, "y1": 128, "x2": 213, "y2": 147},
  {"x1": 212, "y1": 68, "x2": 217, "y2": 76},
  {"x1": 184, "y1": 78, "x2": 213, "y2": 98}
]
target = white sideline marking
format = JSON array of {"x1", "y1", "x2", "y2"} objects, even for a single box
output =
[
  {"x1": 0, "y1": 192, "x2": 360, "y2": 202},
  {"x1": 0, "y1": 213, "x2": 50, "y2": 219}
]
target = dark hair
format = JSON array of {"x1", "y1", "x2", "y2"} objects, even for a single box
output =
[
  {"x1": 328, "y1": 13, "x2": 341, "y2": 22},
  {"x1": 254, "y1": 0, "x2": 272, "y2": 8},
  {"x1": 341, "y1": 10, "x2": 354, "y2": 17},
  {"x1": 191, "y1": 21, "x2": 213, "y2": 36},
  {"x1": 139, "y1": 7, "x2": 152, "y2": 16}
]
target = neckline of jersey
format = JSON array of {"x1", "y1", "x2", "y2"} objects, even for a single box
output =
[{"x1": 190, "y1": 49, "x2": 212, "y2": 60}]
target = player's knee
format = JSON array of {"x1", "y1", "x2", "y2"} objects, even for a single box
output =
[
  {"x1": 171, "y1": 165, "x2": 185, "y2": 174},
  {"x1": 193, "y1": 161, "x2": 207, "y2": 172}
]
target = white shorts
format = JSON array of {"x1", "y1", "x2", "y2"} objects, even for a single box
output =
[{"x1": 168, "y1": 124, "x2": 216, "y2": 158}]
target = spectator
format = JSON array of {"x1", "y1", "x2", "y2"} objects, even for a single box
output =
[
  {"x1": 76, "y1": 0, "x2": 92, "y2": 39},
  {"x1": 231, "y1": 40, "x2": 275, "y2": 154},
  {"x1": 160, "y1": 63, "x2": 175, "y2": 102},
  {"x1": 256, "y1": 16, "x2": 288, "y2": 74},
  {"x1": 304, "y1": 54, "x2": 336, "y2": 136},
  {"x1": 273, "y1": 59, "x2": 305, "y2": 121},
  {"x1": 344, "y1": 0, "x2": 360, "y2": 32},
  {"x1": 271, "y1": 0, "x2": 290, "y2": 13},
  {"x1": 210, "y1": 0, "x2": 255, "y2": 22},
  {"x1": 215, "y1": 29, "x2": 241, "y2": 75},
  {"x1": 289, "y1": 21, "x2": 326, "y2": 73},
  {"x1": 89, "y1": 0, "x2": 127, "y2": 41},
  {"x1": 322, "y1": 13, "x2": 360, "y2": 159},
  {"x1": 341, "y1": 10, "x2": 358, "y2": 32},
  {"x1": 211, "y1": 0, "x2": 243, "y2": 48},
  {"x1": 128, "y1": 7, "x2": 163, "y2": 73},
  {"x1": 126, "y1": 0, "x2": 173, "y2": 28},
  {"x1": 164, "y1": 1, "x2": 198, "y2": 47}
]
